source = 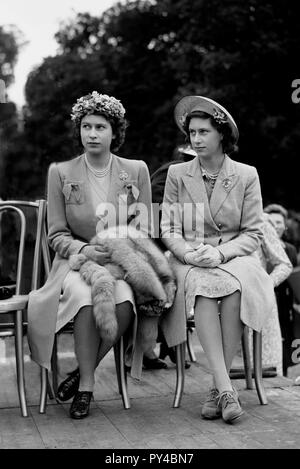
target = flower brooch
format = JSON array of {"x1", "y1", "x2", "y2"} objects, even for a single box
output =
[
  {"x1": 222, "y1": 177, "x2": 233, "y2": 191},
  {"x1": 119, "y1": 170, "x2": 129, "y2": 181}
]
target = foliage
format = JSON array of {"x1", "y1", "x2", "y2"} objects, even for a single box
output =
[
  {"x1": 2, "y1": 0, "x2": 300, "y2": 208},
  {"x1": 0, "y1": 25, "x2": 26, "y2": 87}
]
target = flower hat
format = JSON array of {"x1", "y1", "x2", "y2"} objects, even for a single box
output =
[{"x1": 71, "y1": 91, "x2": 126, "y2": 124}]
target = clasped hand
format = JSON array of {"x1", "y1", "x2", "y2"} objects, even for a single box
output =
[
  {"x1": 81, "y1": 245, "x2": 110, "y2": 265},
  {"x1": 185, "y1": 244, "x2": 222, "y2": 268}
]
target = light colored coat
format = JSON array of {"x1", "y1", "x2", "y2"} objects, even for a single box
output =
[
  {"x1": 160, "y1": 155, "x2": 274, "y2": 347},
  {"x1": 28, "y1": 153, "x2": 152, "y2": 370}
]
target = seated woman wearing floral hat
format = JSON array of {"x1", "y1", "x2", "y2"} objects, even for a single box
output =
[
  {"x1": 160, "y1": 95, "x2": 274, "y2": 423},
  {"x1": 27, "y1": 92, "x2": 152, "y2": 419}
]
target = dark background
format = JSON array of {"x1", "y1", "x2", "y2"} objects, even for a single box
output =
[{"x1": 0, "y1": 0, "x2": 299, "y2": 210}]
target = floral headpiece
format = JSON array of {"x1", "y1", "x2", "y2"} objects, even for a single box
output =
[{"x1": 71, "y1": 91, "x2": 126, "y2": 124}]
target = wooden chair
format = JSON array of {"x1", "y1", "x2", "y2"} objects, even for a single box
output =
[
  {"x1": 0, "y1": 199, "x2": 48, "y2": 417},
  {"x1": 173, "y1": 321, "x2": 267, "y2": 408}
]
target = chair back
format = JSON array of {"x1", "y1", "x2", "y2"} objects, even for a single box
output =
[
  {"x1": 287, "y1": 266, "x2": 300, "y2": 303},
  {"x1": 0, "y1": 199, "x2": 49, "y2": 295}
]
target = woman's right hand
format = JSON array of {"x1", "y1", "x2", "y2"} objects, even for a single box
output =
[
  {"x1": 80, "y1": 245, "x2": 110, "y2": 265},
  {"x1": 184, "y1": 247, "x2": 222, "y2": 267}
]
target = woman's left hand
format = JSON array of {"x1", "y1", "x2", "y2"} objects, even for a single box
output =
[{"x1": 193, "y1": 245, "x2": 222, "y2": 267}]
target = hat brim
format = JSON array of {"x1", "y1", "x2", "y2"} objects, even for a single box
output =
[{"x1": 174, "y1": 95, "x2": 239, "y2": 143}]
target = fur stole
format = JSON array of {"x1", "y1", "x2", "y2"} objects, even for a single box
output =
[{"x1": 69, "y1": 226, "x2": 176, "y2": 352}]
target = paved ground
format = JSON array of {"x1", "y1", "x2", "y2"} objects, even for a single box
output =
[{"x1": 1, "y1": 333, "x2": 300, "y2": 449}]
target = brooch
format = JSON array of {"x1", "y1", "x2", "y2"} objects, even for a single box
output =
[
  {"x1": 222, "y1": 178, "x2": 232, "y2": 191},
  {"x1": 119, "y1": 170, "x2": 129, "y2": 181}
]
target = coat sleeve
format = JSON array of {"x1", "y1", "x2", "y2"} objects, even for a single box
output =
[
  {"x1": 216, "y1": 167, "x2": 264, "y2": 262},
  {"x1": 160, "y1": 166, "x2": 194, "y2": 263},
  {"x1": 262, "y1": 220, "x2": 293, "y2": 287},
  {"x1": 136, "y1": 161, "x2": 154, "y2": 237},
  {"x1": 47, "y1": 163, "x2": 88, "y2": 258}
]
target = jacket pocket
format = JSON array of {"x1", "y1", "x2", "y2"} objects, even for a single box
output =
[{"x1": 62, "y1": 181, "x2": 85, "y2": 204}]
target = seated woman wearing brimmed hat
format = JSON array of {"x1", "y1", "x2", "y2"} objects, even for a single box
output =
[{"x1": 160, "y1": 95, "x2": 274, "y2": 423}]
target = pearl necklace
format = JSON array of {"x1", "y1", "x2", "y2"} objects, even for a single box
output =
[
  {"x1": 200, "y1": 154, "x2": 225, "y2": 183},
  {"x1": 85, "y1": 153, "x2": 112, "y2": 178}
]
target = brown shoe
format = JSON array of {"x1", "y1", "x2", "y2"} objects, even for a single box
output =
[
  {"x1": 201, "y1": 388, "x2": 221, "y2": 420},
  {"x1": 69, "y1": 391, "x2": 93, "y2": 419},
  {"x1": 218, "y1": 388, "x2": 244, "y2": 423}
]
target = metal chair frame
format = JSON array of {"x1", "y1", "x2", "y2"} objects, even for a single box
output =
[
  {"x1": 173, "y1": 321, "x2": 267, "y2": 408},
  {"x1": 0, "y1": 199, "x2": 48, "y2": 417}
]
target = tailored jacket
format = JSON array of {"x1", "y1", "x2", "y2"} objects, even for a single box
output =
[
  {"x1": 28, "y1": 153, "x2": 152, "y2": 372},
  {"x1": 160, "y1": 155, "x2": 274, "y2": 347}
]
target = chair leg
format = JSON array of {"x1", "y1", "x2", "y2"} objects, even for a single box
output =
[
  {"x1": 39, "y1": 366, "x2": 48, "y2": 413},
  {"x1": 114, "y1": 336, "x2": 130, "y2": 409},
  {"x1": 14, "y1": 310, "x2": 28, "y2": 417},
  {"x1": 50, "y1": 335, "x2": 58, "y2": 397},
  {"x1": 46, "y1": 374, "x2": 55, "y2": 401},
  {"x1": 186, "y1": 327, "x2": 197, "y2": 362},
  {"x1": 253, "y1": 331, "x2": 268, "y2": 405},
  {"x1": 173, "y1": 342, "x2": 185, "y2": 408},
  {"x1": 242, "y1": 326, "x2": 253, "y2": 389},
  {"x1": 113, "y1": 340, "x2": 122, "y2": 395}
]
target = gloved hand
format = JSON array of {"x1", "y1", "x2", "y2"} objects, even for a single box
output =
[
  {"x1": 184, "y1": 245, "x2": 222, "y2": 268},
  {"x1": 80, "y1": 245, "x2": 110, "y2": 265}
]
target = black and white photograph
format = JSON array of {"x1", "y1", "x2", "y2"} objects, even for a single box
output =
[{"x1": 0, "y1": 0, "x2": 300, "y2": 452}]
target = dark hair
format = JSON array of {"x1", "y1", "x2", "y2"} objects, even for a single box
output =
[
  {"x1": 74, "y1": 111, "x2": 128, "y2": 152},
  {"x1": 183, "y1": 111, "x2": 237, "y2": 154}
]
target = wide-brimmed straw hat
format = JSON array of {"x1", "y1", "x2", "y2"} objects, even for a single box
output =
[{"x1": 174, "y1": 95, "x2": 239, "y2": 143}]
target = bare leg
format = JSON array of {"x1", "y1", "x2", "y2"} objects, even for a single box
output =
[
  {"x1": 194, "y1": 296, "x2": 232, "y2": 393},
  {"x1": 219, "y1": 291, "x2": 243, "y2": 372},
  {"x1": 74, "y1": 305, "x2": 100, "y2": 391},
  {"x1": 96, "y1": 301, "x2": 134, "y2": 364}
]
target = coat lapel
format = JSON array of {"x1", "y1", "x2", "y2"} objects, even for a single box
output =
[
  {"x1": 106, "y1": 154, "x2": 126, "y2": 207},
  {"x1": 75, "y1": 154, "x2": 96, "y2": 224},
  {"x1": 209, "y1": 155, "x2": 239, "y2": 219},
  {"x1": 182, "y1": 157, "x2": 217, "y2": 228}
]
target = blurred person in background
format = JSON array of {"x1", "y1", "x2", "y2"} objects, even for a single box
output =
[{"x1": 264, "y1": 204, "x2": 299, "y2": 375}]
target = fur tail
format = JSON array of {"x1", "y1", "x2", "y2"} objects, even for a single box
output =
[
  {"x1": 127, "y1": 235, "x2": 177, "y2": 307},
  {"x1": 109, "y1": 239, "x2": 168, "y2": 304},
  {"x1": 77, "y1": 260, "x2": 119, "y2": 342}
]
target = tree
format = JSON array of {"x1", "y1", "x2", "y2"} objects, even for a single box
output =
[
  {"x1": 4, "y1": 0, "x2": 300, "y2": 209},
  {"x1": 0, "y1": 25, "x2": 25, "y2": 196}
]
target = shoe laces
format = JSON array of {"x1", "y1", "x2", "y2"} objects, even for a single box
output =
[
  {"x1": 206, "y1": 388, "x2": 219, "y2": 402},
  {"x1": 73, "y1": 392, "x2": 92, "y2": 410},
  {"x1": 218, "y1": 390, "x2": 236, "y2": 408}
]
